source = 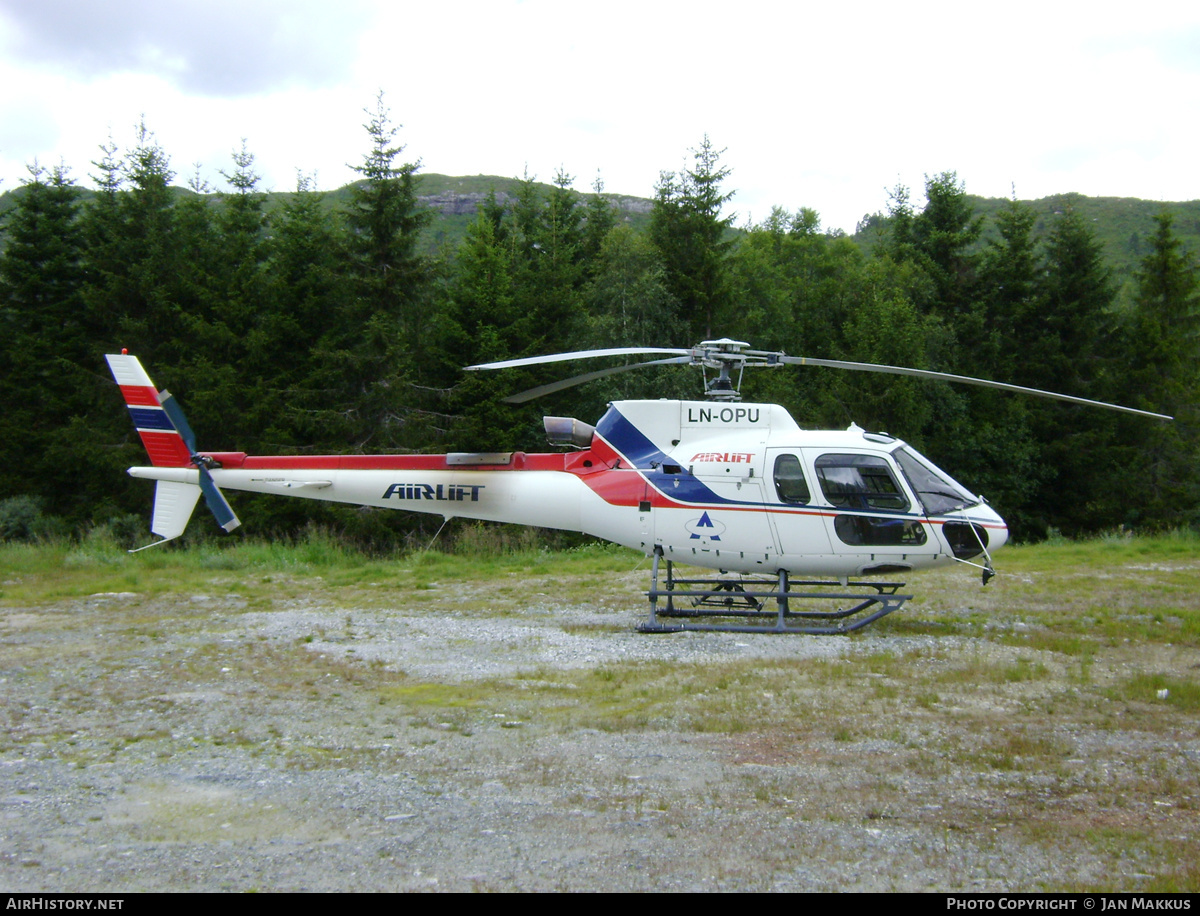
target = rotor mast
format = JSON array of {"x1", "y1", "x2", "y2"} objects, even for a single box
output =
[{"x1": 695, "y1": 338, "x2": 751, "y2": 401}]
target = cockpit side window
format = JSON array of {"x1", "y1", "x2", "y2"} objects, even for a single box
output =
[
  {"x1": 814, "y1": 454, "x2": 909, "y2": 512},
  {"x1": 773, "y1": 454, "x2": 811, "y2": 505},
  {"x1": 893, "y1": 447, "x2": 979, "y2": 516}
]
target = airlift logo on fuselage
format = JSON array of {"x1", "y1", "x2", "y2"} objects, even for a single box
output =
[
  {"x1": 691, "y1": 452, "x2": 754, "y2": 463},
  {"x1": 686, "y1": 406, "x2": 761, "y2": 424},
  {"x1": 383, "y1": 483, "x2": 485, "y2": 502}
]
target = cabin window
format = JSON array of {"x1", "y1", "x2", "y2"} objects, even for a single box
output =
[
  {"x1": 833, "y1": 514, "x2": 927, "y2": 546},
  {"x1": 815, "y1": 454, "x2": 910, "y2": 512},
  {"x1": 773, "y1": 454, "x2": 811, "y2": 505}
]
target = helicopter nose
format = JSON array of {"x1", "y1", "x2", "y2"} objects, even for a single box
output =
[
  {"x1": 939, "y1": 503, "x2": 1008, "y2": 560},
  {"x1": 974, "y1": 503, "x2": 1008, "y2": 551},
  {"x1": 988, "y1": 515, "x2": 1009, "y2": 551}
]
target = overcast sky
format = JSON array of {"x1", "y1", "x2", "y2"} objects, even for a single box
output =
[{"x1": 1, "y1": 0, "x2": 1198, "y2": 234}]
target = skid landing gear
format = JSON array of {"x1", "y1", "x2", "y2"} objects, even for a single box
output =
[{"x1": 639, "y1": 547, "x2": 911, "y2": 635}]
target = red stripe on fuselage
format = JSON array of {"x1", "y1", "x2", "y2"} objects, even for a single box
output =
[{"x1": 202, "y1": 451, "x2": 574, "y2": 472}]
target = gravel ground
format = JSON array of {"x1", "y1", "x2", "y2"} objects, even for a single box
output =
[{"x1": 2, "y1": 566, "x2": 1198, "y2": 892}]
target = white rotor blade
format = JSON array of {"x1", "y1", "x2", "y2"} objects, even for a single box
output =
[
  {"x1": 501, "y1": 356, "x2": 695, "y2": 403},
  {"x1": 779, "y1": 356, "x2": 1172, "y2": 421},
  {"x1": 466, "y1": 347, "x2": 691, "y2": 371}
]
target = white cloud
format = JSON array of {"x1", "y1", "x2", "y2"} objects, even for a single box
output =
[
  {"x1": 0, "y1": 0, "x2": 367, "y2": 95},
  {"x1": 0, "y1": 0, "x2": 1197, "y2": 231}
]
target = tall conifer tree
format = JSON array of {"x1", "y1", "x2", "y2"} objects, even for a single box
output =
[
  {"x1": 0, "y1": 164, "x2": 102, "y2": 521},
  {"x1": 326, "y1": 94, "x2": 433, "y2": 449},
  {"x1": 1125, "y1": 213, "x2": 1200, "y2": 526},
  {"x1": 649, "y1": 136, "x2": 735, "y2": 340}
]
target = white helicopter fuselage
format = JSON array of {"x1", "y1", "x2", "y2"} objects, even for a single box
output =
[{"x1": 128, "y1": 398, "x2": 1007, "y2": 578}]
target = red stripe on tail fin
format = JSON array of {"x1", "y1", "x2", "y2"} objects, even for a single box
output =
[
  {"x1": 137, "y1": 430, "x2": 194, "y2": 467},
  {"x1": 107, "y1": 354, "x2": 194, "y2": 468}
]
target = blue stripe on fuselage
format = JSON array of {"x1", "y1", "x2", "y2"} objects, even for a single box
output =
[{"x1": 595, "y1": 404, "x2": 749, "y2": 506}]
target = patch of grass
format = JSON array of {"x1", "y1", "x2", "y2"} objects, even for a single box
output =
[
  {"x1": 964, "y1": 732, "x2": 1070, "y2": 772},
  {"x1": 1111, "y1": 673, "x2": 1200, "y2": 712}
]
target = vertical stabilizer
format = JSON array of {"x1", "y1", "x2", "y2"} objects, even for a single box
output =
[
  {"x1": 105, "y1": 353, "x2": 192, "y2": 467},
  {"x1": 107, "y1": 352, "x2": 242, "y2": 538}
]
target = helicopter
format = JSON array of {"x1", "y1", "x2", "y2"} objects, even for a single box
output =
[{"x1": 106, "y1": 339, "x2": 1170, "y2": 635}]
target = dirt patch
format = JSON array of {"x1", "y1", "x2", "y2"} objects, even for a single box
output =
[{"x1": 1, "y1": 564, "x2": 1198, "y2": 891}]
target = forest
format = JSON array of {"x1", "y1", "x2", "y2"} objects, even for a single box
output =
[{"x1": 1, "y1": 100, "x2": 1197, "y2": 548}]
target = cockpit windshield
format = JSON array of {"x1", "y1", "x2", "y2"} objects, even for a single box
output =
[{"x1": 893, "y1": 446, "x2": 981, "y2": 515}]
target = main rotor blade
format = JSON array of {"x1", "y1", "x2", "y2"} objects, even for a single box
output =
[
  {"x1": 466, "y1": 347, "x2": 691, "y2": 371},
  {"x1": 502, "y1": 357, "x2": 694, "y2": 404},
  {"x1": 779, "y1": 356, "x2": 1173, "y2": 421}
]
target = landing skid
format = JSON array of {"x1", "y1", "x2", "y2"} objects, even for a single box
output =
[{"x1": 639, "y1": 548, "x2": 911, "y2": 635}]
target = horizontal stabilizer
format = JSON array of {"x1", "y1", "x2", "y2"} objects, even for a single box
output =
[{"x1": 151, "y1": 479, "x2": 202, "y2": 540}]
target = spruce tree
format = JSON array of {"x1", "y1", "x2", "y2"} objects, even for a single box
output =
[
  {"x1": 0, "y1": 164, "x2": 105, "y2": 522},
  {"x1": 1021, "y1": 207, "x2": 1122, "y2": 535},
  {"x1": 440, "y1": 206, "x2": 526, "y2": 450},
  {"x1": 580, "y1": 174, "x2": 617, "y2": 276},
  {"x1": 1125, "y1": 213, "x2": 1200, "y2": 527},
  {"x1": 327, "y1": 94, "x2": 433, "y2": 449},
  {"x1": 80, "y1": 122, "x2": 182, "y2": 364},
  {"x1": 261, "y1": 174, "x2": 347, "y2": 448},
  {"x1": 343, "y1": 93, "x2": 431, "y2": 349},
  {"x1": 649, "y1": 136, "x2": 735, "y2": 340}
]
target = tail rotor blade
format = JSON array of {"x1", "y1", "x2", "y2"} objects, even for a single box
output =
[
  {"x1": 158, "y1": 391, "x2": 199, "y2": 452},
  {"x1": 197, "y1": 465, "x2": 241, "y2": 532},
  {"x1": 159, "y1": 389, "x2": 241, "y2": 530}
]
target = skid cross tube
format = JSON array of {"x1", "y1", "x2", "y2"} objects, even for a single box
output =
[{"x1": 640, "y1": 548, "x2": 911, "y2": 635}]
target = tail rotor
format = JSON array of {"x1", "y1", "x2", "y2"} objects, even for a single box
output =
[{"x1": 157, "y1": 390, "x2": 240, "y2": 532}]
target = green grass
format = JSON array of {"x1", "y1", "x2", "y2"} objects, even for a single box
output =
[
  {"x1": 896, "y1": 530, "x2": 1200, "y2": 648},
  {"x1": 0, "y1": 529, "x2": 642, "y2": 608}
]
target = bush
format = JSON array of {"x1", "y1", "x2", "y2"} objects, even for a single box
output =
[{"x1": 0, "y1": 496, "x2": 52, "y2": 542}]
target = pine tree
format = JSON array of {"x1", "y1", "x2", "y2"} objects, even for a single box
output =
[
  {"x1": 0, "y1": 163, "x2": 105, "y2": 522},
  {"x1": 649, "y1": 136, "x2": 736, "y2": 340},
  {"x1": 326, "y1": 94, "x2": 433, "y2": 449},
  {"x1": 1125, "y1": 213, "x2": 1200, "y2": 527}
]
